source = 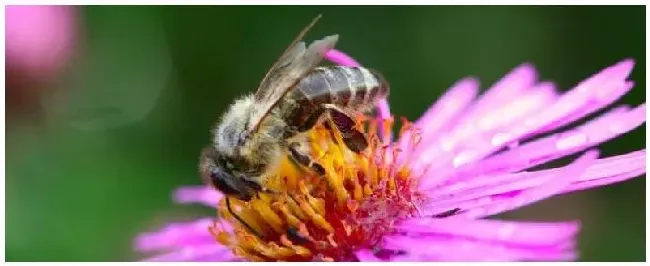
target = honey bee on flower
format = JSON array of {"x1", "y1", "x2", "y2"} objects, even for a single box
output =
[{"x1": 134, "y1": 17, "x2": 646, "y2": 262}]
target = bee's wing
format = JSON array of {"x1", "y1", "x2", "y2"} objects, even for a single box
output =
[
  {"x1": 254, "y1": 14, "x2": 322, "y2": 97},
  {"x1": 247, "y1": 15, "x2": 338, "y2": 133}
]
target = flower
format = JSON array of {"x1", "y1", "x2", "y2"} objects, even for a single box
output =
[
  {"x1": 6, "y1": 5, "x2": 77, "y2": 80},
  {"x1": 6, "y1": 5, "x2": 77, "y2": 115},
  {"x1": 134, "y1": 49, "x2": 646, "y2": 262}
]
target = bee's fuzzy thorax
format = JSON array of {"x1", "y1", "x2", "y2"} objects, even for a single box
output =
[
  {"x1": 213, "y1": 94, "x2": 255, "y2": 157},
  {"x1": 212, "y1": 93, "x2": 287, "y2": 181}
]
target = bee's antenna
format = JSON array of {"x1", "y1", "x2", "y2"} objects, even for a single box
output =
[{"x1": 226, "y1": 197, "x2": 264, "y2": 239}]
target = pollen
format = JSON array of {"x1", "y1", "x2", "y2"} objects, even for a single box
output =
[{"x1": 209, "y1": 117, "x2": 425, "y2": 262}]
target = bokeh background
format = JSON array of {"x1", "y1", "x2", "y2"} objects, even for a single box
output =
[{"x1": 5, "y1": 5, "x2": 645, "y2": 261}]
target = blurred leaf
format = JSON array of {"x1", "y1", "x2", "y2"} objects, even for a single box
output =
[{"x1": 42, "y1": 7, "x2": 172, "y2": 131}]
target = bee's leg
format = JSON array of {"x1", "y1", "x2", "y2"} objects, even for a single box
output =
[
  {"x1": 225, "y1": 197, "x2": 264, "y2": 239},
  {"x1": 295, "y1": 108, "x2": 326, "y2": 133},
  {"x1": 323, "y1": 104, "x2": 368, "y2": 153},
  {"x1": 282, "y1": 108, "x2": 325, "y2": 140},
  {"x1": 288, "y1": 142, "x2": 326, "y2": 176}
]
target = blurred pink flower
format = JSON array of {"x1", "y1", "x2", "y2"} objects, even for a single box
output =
[
  {"x1": 6, "y1": 5, "x2": 77, "y2": 79},
  {"x1": 134, "y1": 49, "x2": 645, "y2": 261}
]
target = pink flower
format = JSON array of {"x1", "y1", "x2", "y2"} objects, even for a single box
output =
[
  {"x1": 6, "y1": 5, "x2": 77, "y2": 79},
  {"x1": 6, "y1": 5, "x2": 77, "y2": 115},
  {"x1": 134, "y1": 49, "x2": 645, "y2": 262}
]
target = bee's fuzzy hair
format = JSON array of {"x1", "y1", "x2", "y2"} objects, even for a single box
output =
[
  {"x1": 211, "y1": 94, "x2": 287, "y2": 181},
  {"x1": 213, "y1": 94, "x2": 256, "y2": 157}
]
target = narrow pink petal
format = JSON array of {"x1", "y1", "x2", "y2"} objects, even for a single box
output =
[
  {"x1": 173, "y1": 186, "x2": 222, "y2": 208},
  {"x1": 383, "y1": 234, "x2": 576, "y2": 262},
  {"x1": 325, "y1": 49, "x2": 359, "y2": 67},
  {"x1": 393, "y1": 247, "x2": 576, "y2": 262},
  {"x1": 377, "y1": 99, "x2": 392, "y2": 142},
  {"x1": 576, "y1": 149, "x2": 645, "y2": 177},
  {"x1": 377, "y1": 99, "x2": 391, "y2": 121},
  {"x1": 143, "y1": 244, "x2": 235, "y2": 262},
  {"x1": 479, "y1": 60, "x2": 634, "y2": 147},
  {"x1": 457, "y1": 150, "x2": 598, "y2": 218},
  {"x1": 422, "y1": 150, "x2": 645, "y2": 215},
  {"x1": 459, "y1": 63, "x2": 539, "y2": 125},
  {"x1": 415, "y1": 82, "x2": 557, "y2": 188},
  {"x1": 413, "y1": 60, "x2": 637, "y2": 188},
  {"x1": 469, "y1": 83, "x2": 557, "y2": 136},
  {"x1": 535, "y1": 59, "x2": 635, "y2": 134},
  {"x1": 388, "y1": 253, "x2": 430, "y2": 262},
  {"x1": 413, "y1": 78, "x2": 480, "y2": 138},
  {"x1": 564, "y1": 169, "x2": 646, "y2": 193},
  {"x1": 562, "y1": 150, "x2": 645, "y2": 192},
  {"x1": 397, "y1": 218, "x2": 579, "y2": 246},
  {"x1": 355, "y1": 249, "x2": 384, "y2": 262},
  {"x1": 134, "y1": 218, "x2": 215, "y2": 252},
  {"x1": 397, "y1": 78, "x2": 479, "y2": 166},
  {"x1": 537, "y1": 82, "x2": 634, "y2": 134},
  {"x1": 414, "y1": 64, "x2": 539, "y2": 167},
  {"x1": 454, "y1": 104, "x2": 644, "y2": 177}
]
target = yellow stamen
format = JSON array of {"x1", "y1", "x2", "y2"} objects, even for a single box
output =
[
  {"x1": 272, "y1": 202, "x2": 301, "y2": 228},
  {"x1": 284, "y1": 195, "x2": 308, "y2": 220},
  {"x1": 250, "y1": 200, "x2": 284, "y2": 233},
  {"x1": 210, "y1": 116, "x2": 424, "y2": 261}
]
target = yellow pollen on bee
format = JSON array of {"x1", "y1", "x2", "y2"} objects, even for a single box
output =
[{"x1": 210, "y1": 117, "x2": 424, "y2": 261}]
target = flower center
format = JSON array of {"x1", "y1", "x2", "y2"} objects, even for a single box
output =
[{"x1": 209, "y1": 117, "x2": 425, "y2": 261}]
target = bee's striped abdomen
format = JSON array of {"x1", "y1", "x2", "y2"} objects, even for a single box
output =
[
  {"x1": 279, "y1": 66, "x2": 390, "y2": 132},
  {"x1": 293, "y1": 66, "x2": 389, "y2": 110}
]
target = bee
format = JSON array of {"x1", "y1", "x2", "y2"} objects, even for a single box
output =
[{"x1": 199, "y1": 15, "x2": 390, "y2": 238}]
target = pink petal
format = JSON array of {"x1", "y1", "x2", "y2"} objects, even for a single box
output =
[
  {"x1": 142, "y1": 244, "x2": 236, "y2": 262},
  {"x1": 325, "y1": 49, "x2": 360, "y2": 67},
  {"x1": 535, "y1": 59, "x2": 635, "y2": 134},
  {"x1": 397, "y1": 78, "x2": 479, "y2": 166},
  {"x1": 458, "y1": 63, "x2": 539, "y2": 127},
  {"x1": 415, "y1": 82, "x2": 558, "y2": 188},
  {"x1": 423, "y1": 150, "x2": 645, "y2": 214},
  {"x1": 454, "y1": 104, "x2": 644, "y2": 177},
  {"x1": 538, "y1": 82, "x2": 634, "y2": 135},
  {"x1": 412, "y1": 59, "x2": 637, "y2": 189},
  {"x1": 383, "y1": 234, "x2": 576, "y2": 261},
  {"x1": 173, "y1": 186, "x2": 222, "y2": 208},
  {"x1": 134, "y1": 218, "x2": 215, "y2": 252},
  {"x1": 397, "y1": 218, "x2": 579, "y2": 246},
  {"x1": 413, "y1": 78, "x2": 480, "y2": 139},
  {"x1": 355, "y1": 249, "x2": 384, "y2": 262},
  {"x1": 411, "y1": 66, "x2": 539, "y2": 166},
  {"x1": 452, "y1": 150, "x2": 598, "y2": 218},
  {"x1": 563, "y1": 149, "x2": 646, "y2": 192},
  {"x1": 469, "y1": 83, "x2": 557, "y2": 135},
  {"x1": 565, "y1": 169, "x2": 646, "y2": 193},
  {"x1": 470, "y1": 60, "x2": 634, "y2": 149}
]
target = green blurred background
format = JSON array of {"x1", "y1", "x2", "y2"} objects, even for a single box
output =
[{"x1": 6, "y1": 5, "x2": 645, "y2": 262}]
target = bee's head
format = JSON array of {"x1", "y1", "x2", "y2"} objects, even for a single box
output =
[{"x1": 199, "y1": 146, "x2": 261, "y2": 201}]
